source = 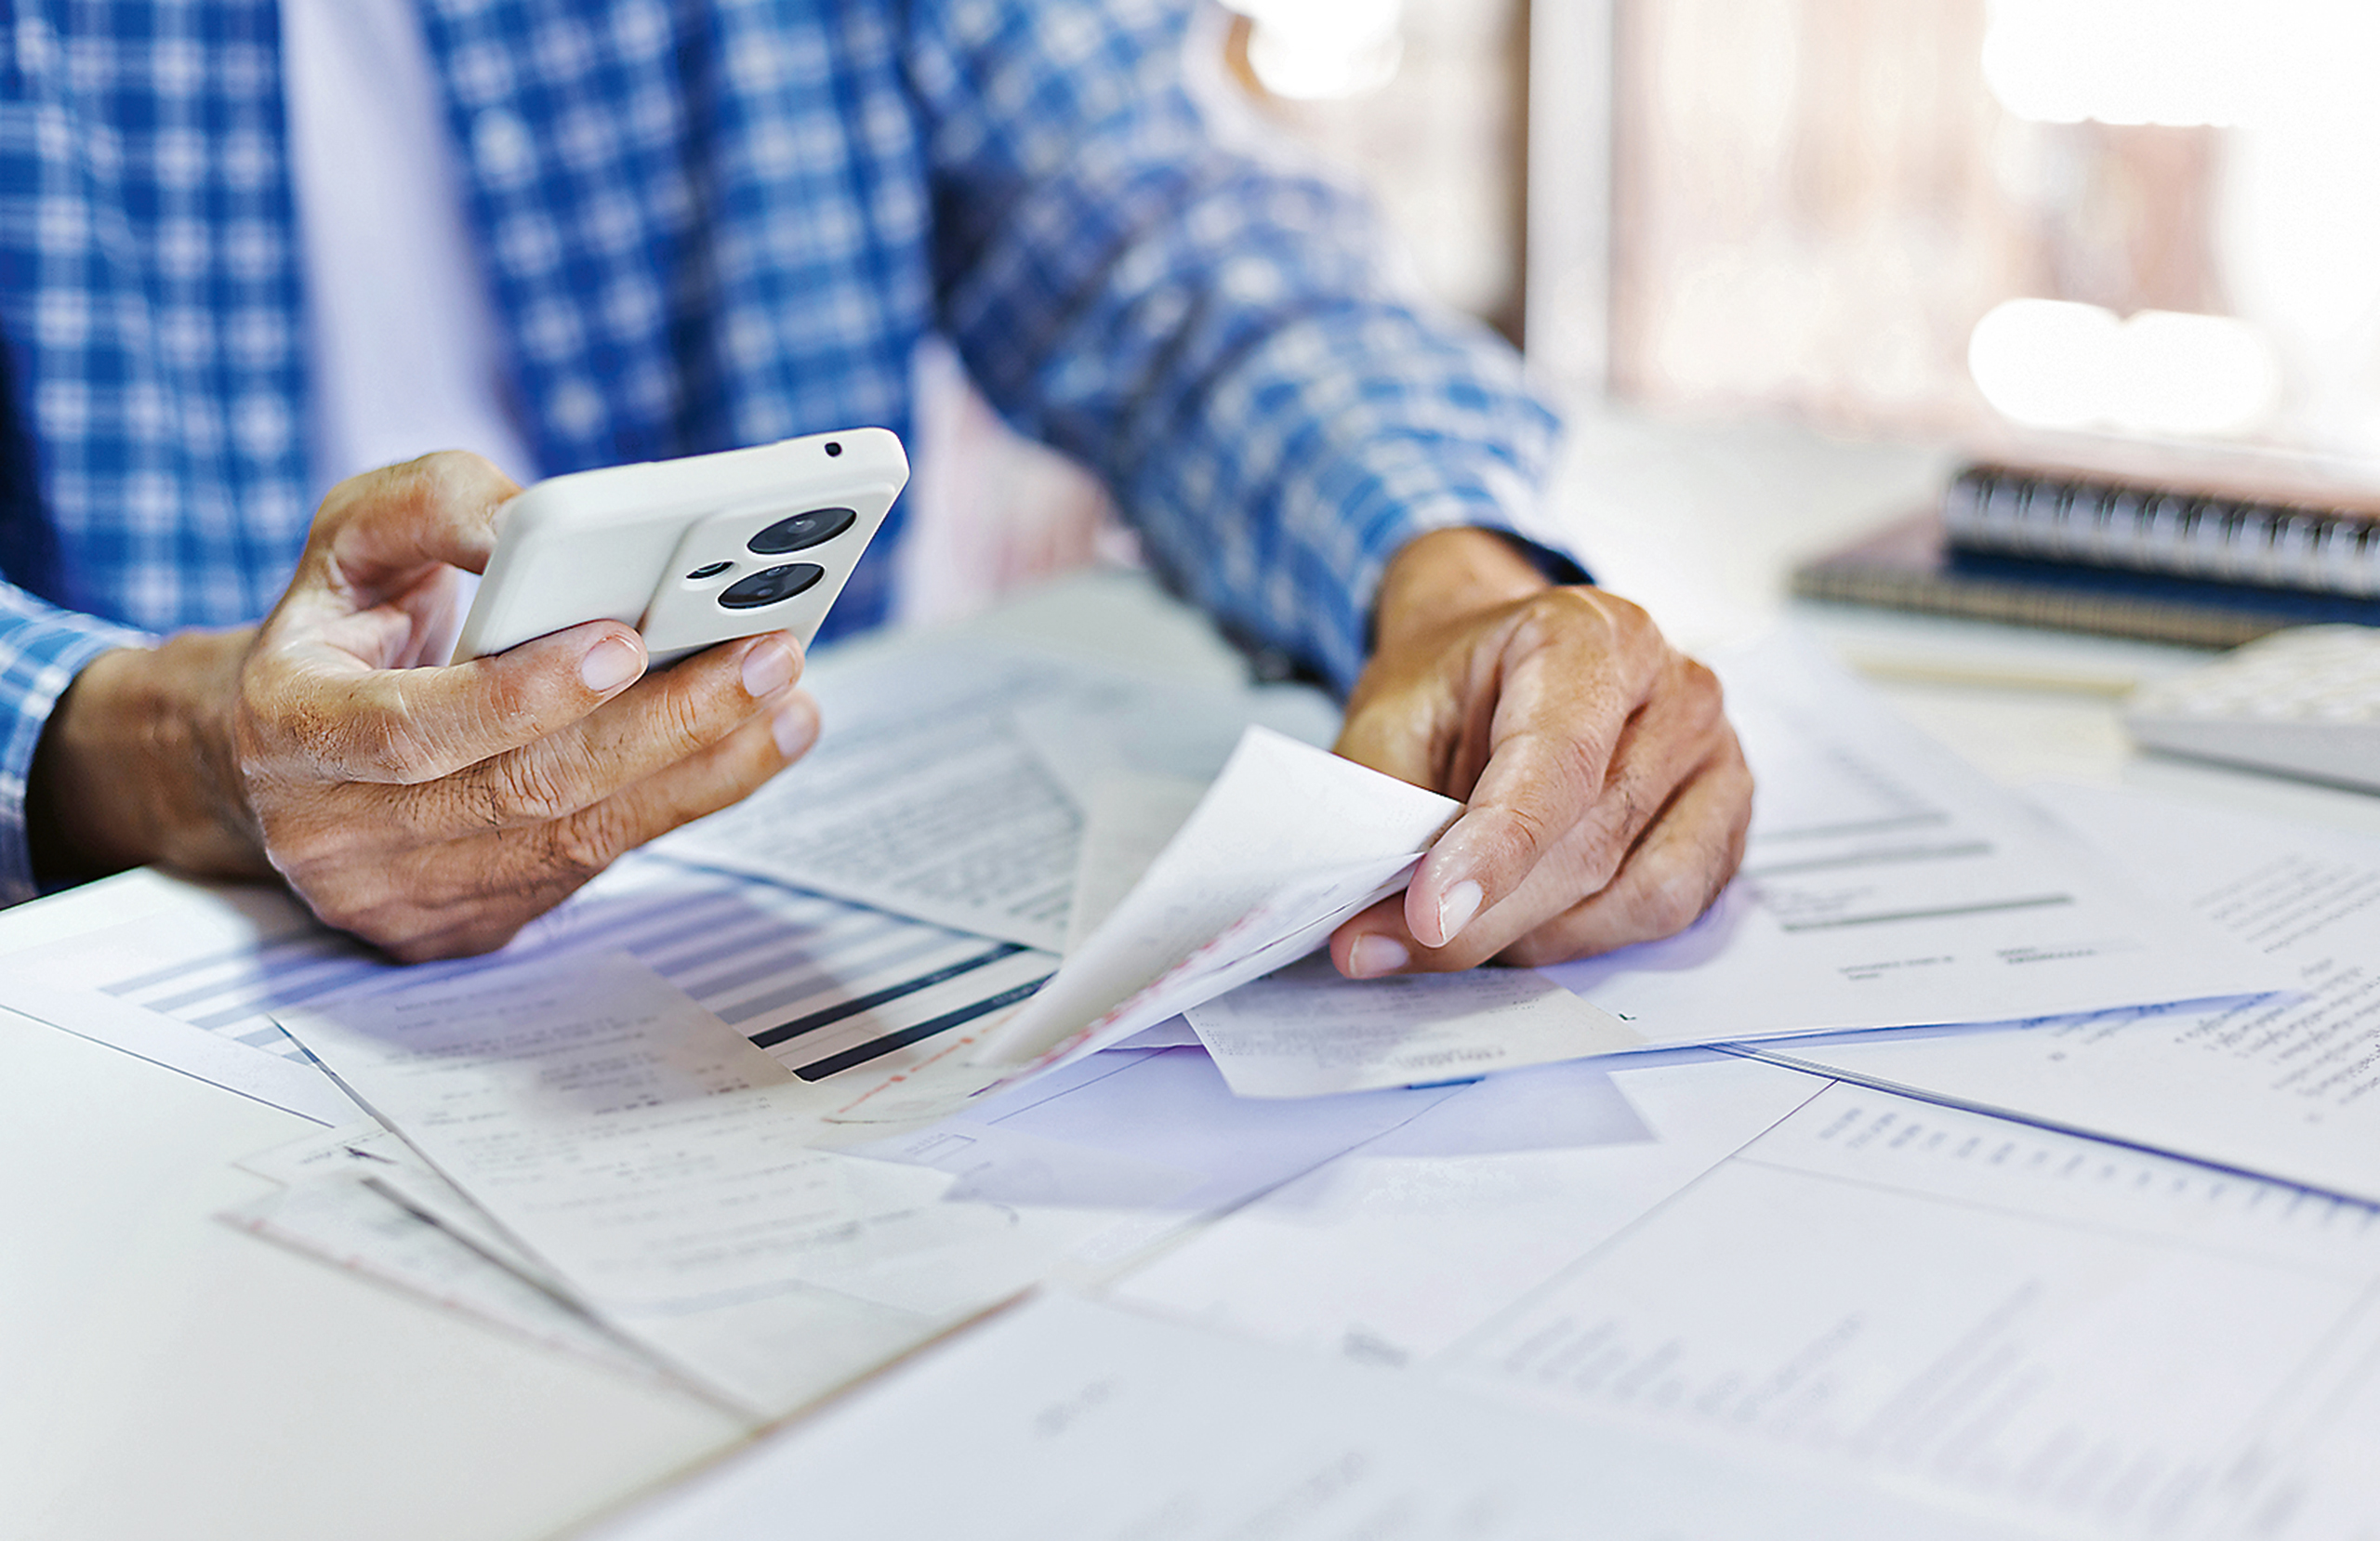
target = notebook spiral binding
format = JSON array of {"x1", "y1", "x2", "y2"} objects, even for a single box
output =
[{"x1": 1943, "y1": 465, "x2": 2380, "y2": 599}]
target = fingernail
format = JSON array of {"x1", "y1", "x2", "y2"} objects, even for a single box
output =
[
  {"x1": 580, "y1": 636, "x2": 643, "y2": 692},
  {"x1": 772, "y1": 702, "x2": 818, "y2": 759},
  {"x1": 1437, "y1": 879, "x2": 1485, "y2": 945},
  {"x1": 1346, "y1": 935, "x2": 1410, "y2": 979},
  {"x1": 742, "y1": 636, "x2": 798, "y2": 698}
]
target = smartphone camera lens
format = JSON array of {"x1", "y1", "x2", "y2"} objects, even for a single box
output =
[
  {"x1": 719, "y1": 562, "x2": 824, "y2": 609},
  {"x1": 684, "y1": 560, "x2": 733, "y2": 581},
  {"x1": 748, "y1": 507, "x2": 856, "y2": 555}
]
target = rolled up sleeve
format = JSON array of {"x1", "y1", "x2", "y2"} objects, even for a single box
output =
[{"x1": 902, "y1": 0, "x2": 1572, "y2": 692}]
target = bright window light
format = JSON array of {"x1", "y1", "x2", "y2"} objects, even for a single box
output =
[
  {"x1": 1229, "y1": 0, "x2": 1403, "y2": 100},
  {"x1": 1968, "y1": 298, "x2": 2281, "y2": 438},
  {"x1": 1983, "y1": 0, "x2": 2380, "y2": 128},
  {"x1": 1968, "y1": 299, "x2": 2122, "y2": 429}
]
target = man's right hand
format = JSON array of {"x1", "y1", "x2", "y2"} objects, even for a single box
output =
[{"x1": 27, "y1": 453, "x2": 818, "y2": 961}]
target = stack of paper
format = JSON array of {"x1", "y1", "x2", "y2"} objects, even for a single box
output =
[
  {"x1": 272, "y1": 954, "x2": 971, "y2": 1414},
  {"x1": 26, "y1": 614, "x2": 2380, "y2": 1537},
  {"x1": 253, "y1": 920, "x2": 1526, "y2": 1415},
  {"x1": 1110, "y1": 1051, "x2": 2380, "y2": 1537}
]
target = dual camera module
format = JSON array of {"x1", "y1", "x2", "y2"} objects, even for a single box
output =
[{"x1": 689, "y1": 503, "x2": 859, "y2": 611}]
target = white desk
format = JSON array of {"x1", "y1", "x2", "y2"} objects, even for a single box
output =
[{"x1": 9, "y1": 410, "x2": 2376, "y2": 1541}]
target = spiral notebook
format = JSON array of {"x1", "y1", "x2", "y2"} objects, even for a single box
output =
[
  {"x1": 1942, "y1": 457, "x2": 2380, "y2": 600},
  {"x1": 1796, "y1": 446, "x2": 2380, "y2": 646},
  {"x1": 1792, "y1": 508, "x2": 2380, "y2": 649}
]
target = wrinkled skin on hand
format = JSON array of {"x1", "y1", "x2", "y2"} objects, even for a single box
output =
[
  {"x1": 29, "y1": 453, "x2": 818, "y2": 961},
  {"x1": 1326, "y1": 528, "x2": 1753, "y2": 979}
]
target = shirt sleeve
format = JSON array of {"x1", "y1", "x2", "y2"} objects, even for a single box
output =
[
  {"x1": 0, "y1": 585, "x2": 150, "y2": 905},
  {"x1": 898, "y1": 0, "x2": 1571, "y2": 692}
]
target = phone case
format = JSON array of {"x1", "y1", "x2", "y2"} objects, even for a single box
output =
[{"x1": 450, "y1": 428, "x2": 908, "y2": 666}]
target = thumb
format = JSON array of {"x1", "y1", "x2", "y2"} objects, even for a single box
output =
[{"x1": 300, "y1": 451, "x2": 524, "y2": 609}]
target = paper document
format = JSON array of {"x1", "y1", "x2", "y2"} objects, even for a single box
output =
[
  {"x1": 563, "y1": 860, "x2": 1056, "y2": 1093},
  {"x1": 229, "y1": 1117, "x2": 679, "y2": 1382},
  {"x1": 233, "y1": 1118, "x2": 410, "y2": 1185},
  {"x1": 575, "y1": 1293, "x2": 2031, "y2": 1541},
  {"x1": 1443, "y1": 1083, "x2": 2380, "y2": 1537},
  {"x1": 1762, "y1": 784, "x2": 2380, "y2": 1204},
  {"x1": 1183, "y1": 954, "x2": 1642, "y2": 1097},
  {"x1": 1118, "y1": 1050, "x2": 2380, "y2": 1537},
  {"x1": 769, "y1": 1045, "x2": 1495, "y2": 1318},
  {"x1": 977, "y1": 728, "x2": 1461, "y2": 1073},
  {"x1": 221, "y1": 1177, "x2": 668, "y2": 1383},
  {"x1": 265, "y1": 948, "x2": 1493, "y2": 1415},
  {"x1": 0, "y1": 873, "x2": 372, "y2": 1124},
  {"x1": 2213, "y1": 1294, "x2": 2380, "y2": 1540},
  {"x1": 1115, "y1": 1053, "x2": 1828, "y2": 1366},
  {"x1": 1060, "y1": 771, "x2": 1206, "y2": 954},
  {"x1": 1545, "y1": 632, "x2": 2292, "y2": 1043},
  {"x1": 0, "y1": 855, "x2": 1055, "y2": 1124},
  {"x1": 224, "y1": 1042, "x2": 1489, "y2": 1406},
  {"x1": 274, "y1": 952, "x2": 991, "y2": 1414},
  {"x1": 236, "y1": 1116, "x2": 571, "y2": 1290},
  {"x1": 276, "y1": 953, "x2": 955, "y2": 1312},
  {"x1": 660, "y1": 642, "x2": 1309, "y2": 951},
  {"x1": 1011, "y1": 679, "x2": 1339, "y2": 810},
  {"x1": 1064, "y1": 756, "x2": 1633, "y2": 1098}
]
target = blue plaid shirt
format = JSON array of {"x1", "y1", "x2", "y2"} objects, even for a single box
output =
[{"x1": 0, "y1": 0, "x2": 1564, "y2": 904}]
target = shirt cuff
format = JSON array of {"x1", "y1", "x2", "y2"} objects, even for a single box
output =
[{"x1": 0, "y1": 608, "x2": 153, "y2": 907}]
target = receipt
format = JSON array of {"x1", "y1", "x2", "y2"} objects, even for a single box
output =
[{"x1": 978, "y1": 728, "x2": 1461, "y2": 1075}]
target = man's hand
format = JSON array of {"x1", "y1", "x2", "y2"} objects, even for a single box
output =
[
  {"x1": 1327, "y1": 527, "x2": 1752, "y2": 978},
  {"x1": 27, "y1": 453, "x2": 818, "y2": 961}
]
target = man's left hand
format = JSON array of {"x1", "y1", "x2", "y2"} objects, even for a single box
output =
[{"x1": 1328, "y1": 527, "x2": 1752, "y2": 977}]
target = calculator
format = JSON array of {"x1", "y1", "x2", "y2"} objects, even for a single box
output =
[{"x1": 2124, "y1": 626, "x2": 2380, "y2": 792}]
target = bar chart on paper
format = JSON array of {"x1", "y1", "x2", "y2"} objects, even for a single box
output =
[{"x1": 0, "y1": 858, "x2": 1056, "y2": 1118}]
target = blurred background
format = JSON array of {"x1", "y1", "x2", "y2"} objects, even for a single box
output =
[{"x1": 900, "y1": 0, "x2": 2380, "y2": 629}]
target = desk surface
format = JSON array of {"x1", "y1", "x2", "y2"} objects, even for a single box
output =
[{"x1": 12, "y1": 408, "x2": 2380, "y2": 1541}]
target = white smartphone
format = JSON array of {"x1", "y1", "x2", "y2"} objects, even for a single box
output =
[{"x1": 450, "y1": 428, "x2": 909, "y2": 666}]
